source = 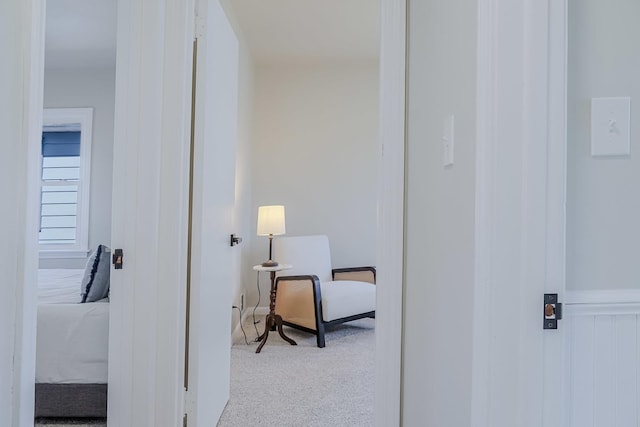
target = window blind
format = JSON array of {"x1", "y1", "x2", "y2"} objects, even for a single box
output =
[{"x1": 41, "y1": 131, "x2": 81, "y2": 157}]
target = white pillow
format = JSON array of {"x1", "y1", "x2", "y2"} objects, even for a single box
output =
[{"x1": 81, "y1": 245, "x2": 111, "y2": 303}]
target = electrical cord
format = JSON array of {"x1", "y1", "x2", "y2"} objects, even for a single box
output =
[
  {"x1": 252, "y1": 270, "x2": 262, "y2": 339},
  {"x1": 232, "y1": 305, "x2": 249, "y2": 345}
]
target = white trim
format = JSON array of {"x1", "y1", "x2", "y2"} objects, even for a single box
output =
[
  {"x1": 566, "y1": 302, "x2": 640, "y2": 317},
  {"x1": 472, "y1": 1, "x2": 568, "y2": 426},
  {"x1": 2, "y1": 0, "x2": 45, "y2": 425},
  {"x1": 471, "y1": 1, "x2": 497, "y2": 425},
  {"x1": 547, "y1": 3, "x2": 570, "y2": 427},
  {"x1": 39, "y1": 249, "x2": 89, "y2": 259},
  {"x1": 376, "y1": 0, "x2": 405, "y2": 426},
  {"x1": 566, "y1": 290, "x2": 640, "y2": 306}
]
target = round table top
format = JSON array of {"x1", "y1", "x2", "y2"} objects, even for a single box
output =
[{"x1": 252, "y1": 263, "x2": 292, "y2": 272}]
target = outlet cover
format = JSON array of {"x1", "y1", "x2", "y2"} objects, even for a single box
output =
[{"x1": 591, "y1": 97, "x2": 631, "y2": 157}]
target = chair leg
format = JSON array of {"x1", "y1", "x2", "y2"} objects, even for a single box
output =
[{"x1": 316, "y1": 323, "x2": 326, "y2": 348}]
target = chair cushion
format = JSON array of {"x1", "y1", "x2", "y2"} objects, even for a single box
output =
[
  {"x1": 320, "y1": 280, "x2": 376, "y2": 322},
  {"x1": 273, "y1": 235, "x2": 333, "y2": 283}
]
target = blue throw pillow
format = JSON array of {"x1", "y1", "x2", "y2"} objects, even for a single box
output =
[{"x1": 81, "y1": 244, "x2": 111, "y2": 303}]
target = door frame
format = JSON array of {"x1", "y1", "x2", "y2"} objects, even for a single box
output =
[
  {"x1": 375, "y1": 0, "x2": 405, "y2": 425},
  {"x1": 14, "y1": 0, "x2": 406, "y2": 425},
  {"x1": 1, "y1": 1, "x2": 44, "y2": 425},
  {"x1": 471, "y1": 0, "x2": 568, "y2": 426}
]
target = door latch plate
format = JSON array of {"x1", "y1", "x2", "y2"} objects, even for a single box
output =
[
  {"x1": 113, "y1": 249, "x2": 123, "y2": 269},
  {"x1": 543, "y1": 293, "x2": 562, "y2": 330}
]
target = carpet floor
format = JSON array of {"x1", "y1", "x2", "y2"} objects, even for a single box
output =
[
  {"x1": 34, "y1": 316, "x2": 375, "y2": 427},
  {"x1": 218, "y1": 316, "x2": 375, "y2": 427}
]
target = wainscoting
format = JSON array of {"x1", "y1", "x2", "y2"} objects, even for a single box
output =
[{"x1": 565, "y1": 290, "x2": 640, "y2": 427}]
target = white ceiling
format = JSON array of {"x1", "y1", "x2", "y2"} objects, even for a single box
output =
[
  {"x1": 228, "y1": 0, "x2": 380, "y2": 64},
  {"x1": 44, "y1": 0, "x2": 379, "y2": 70},
  {"x1": 45, "y1": 0, "x2": 117, "y2": 70}
]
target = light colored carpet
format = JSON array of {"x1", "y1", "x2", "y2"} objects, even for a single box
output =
[
  {"x1": 218, "y1": 316, "x2": 375, "y2": 427},
  {"x1": 34, "y1": 317, "x2": 374, "y2": 427}
]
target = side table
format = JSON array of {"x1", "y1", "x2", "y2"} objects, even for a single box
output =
[{"x1": 253, "y1": 264, "x2": 297, "y2": 353}]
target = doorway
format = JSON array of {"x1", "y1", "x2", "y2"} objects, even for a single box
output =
[
  {"x1": 12, "y1": 0, "x2": 405, "y2": 425},
  {"x1": 34, "y1": 0, "x2": 116, "y2": 422},
  {"x1": 219, "y1": 1, "x2": 381, "y2": 424}
]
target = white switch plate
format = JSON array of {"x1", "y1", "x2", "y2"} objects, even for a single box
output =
[
  {"x1": 442, "y1": 115, "x2": 454, "y2": 167},
  {"x1": 591, "y1": 97, "x2": 631, "y2": 157}
]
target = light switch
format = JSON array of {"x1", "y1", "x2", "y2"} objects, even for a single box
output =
[
  {"x1": 591, "y1": 97, "x2": 631, "y2": 157},
  {"x1": 442, "y1": 115, "x2": 454, "y2": 167}
]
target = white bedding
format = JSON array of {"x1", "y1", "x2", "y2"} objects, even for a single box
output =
[
  {"x1": 38, "y1": 268, "x2": 84, "y2": 304},
  {"x1": 36, "y1": 269, "x2": 109, "y2": 384}
]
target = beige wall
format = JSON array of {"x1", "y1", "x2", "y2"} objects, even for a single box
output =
[
  {"x1": 232, "y1": 39, "x2": 255, "y2": 314},
  {"x1": 246, "y1": 61, "x2": 379, "y2": 305},
  {"x1": 566, "y1": 0, "x2": 640, "y2": 291},
  {"x1": 403, "y1": 0, "x2": 477, "y2": 425}
]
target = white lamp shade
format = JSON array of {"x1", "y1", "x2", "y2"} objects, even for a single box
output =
[{"x1": 257, "y1": 205, "x2": 286, "y2": 236}]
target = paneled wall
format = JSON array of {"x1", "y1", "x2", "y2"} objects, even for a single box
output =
[{"x1": 565, "y1": 291, "x2": 640, "y2": 427}]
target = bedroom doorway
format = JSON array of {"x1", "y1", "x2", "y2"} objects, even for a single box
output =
[
  {"x1": 217, "y1": 0, "x2": 403, "y2": 424},
  {"x1": 33, "y1": 0, "x2": 117, "y2": 422}
]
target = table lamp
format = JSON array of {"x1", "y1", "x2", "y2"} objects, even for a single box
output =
[{"x1": 257, "y1": 205, "x2": 286, "y2": 267}]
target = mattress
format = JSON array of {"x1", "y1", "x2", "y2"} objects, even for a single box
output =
[{"x1": 36, "y1": 269, "x2": 109, "y2": 384}]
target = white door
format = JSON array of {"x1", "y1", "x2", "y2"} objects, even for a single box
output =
[
  {"x1": 107, "y1": 0, "x2": 239, "y2": 424},
  {"x1": 186, "y1": 0, "x2": 239, "y2": 424}
]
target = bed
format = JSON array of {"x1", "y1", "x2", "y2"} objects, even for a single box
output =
[{"x1": 35, "y1": 268, "x2": 109, "y2": 418}]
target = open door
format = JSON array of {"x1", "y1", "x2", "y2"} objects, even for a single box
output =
[{"x1": 185, "y1": 0, "x2": 239, "y2": 424}]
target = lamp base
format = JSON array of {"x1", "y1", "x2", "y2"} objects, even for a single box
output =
[{"x1": 261, "y1": 260, "x2": 279, "y2": 267}]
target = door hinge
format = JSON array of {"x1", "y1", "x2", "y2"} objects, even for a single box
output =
[
  {"x1": 183, "y1": 387, "x2": 195, "y2": 419},
  {"x1": 543, "y1": 293, "x2": 562, "y2": 330},
  {"x1": 194, "y1": 11, "x2": 205, "y2": 39}
]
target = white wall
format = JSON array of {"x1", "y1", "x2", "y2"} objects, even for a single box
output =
[
  {"x1": 41, "y1": 67, "x2": 115, "y2": 268},
  {"x1": 220, "y1": 0, "x2": 255, "y2": 324},
  {"x1": 231, "y1": 47, "x2": 255, "y2": 316},
  {"x1": 403, "y1": 0, "x2": 477, "y2": 425},
  {"x1": 248, "y1": 61, "x2": 379, "y2": 305},
  {"x1": 566, "y1": 0, "x2": 640, "y2": 291}
]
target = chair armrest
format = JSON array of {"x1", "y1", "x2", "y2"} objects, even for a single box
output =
[
  {"x1": 332, "y1": 267, "x2": 376, "y2": 284},
  {"x1": 275, "y1": 275, "x2": 323, "y2": 331}
]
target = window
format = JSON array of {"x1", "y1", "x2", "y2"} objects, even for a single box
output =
[{"x1": 39, "y1": 108, "x2": 93, "y2": 257}]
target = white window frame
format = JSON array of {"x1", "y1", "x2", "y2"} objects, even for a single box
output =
[{"x1": 39, "y1": 107, "x2": 93, "y2": 258}]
